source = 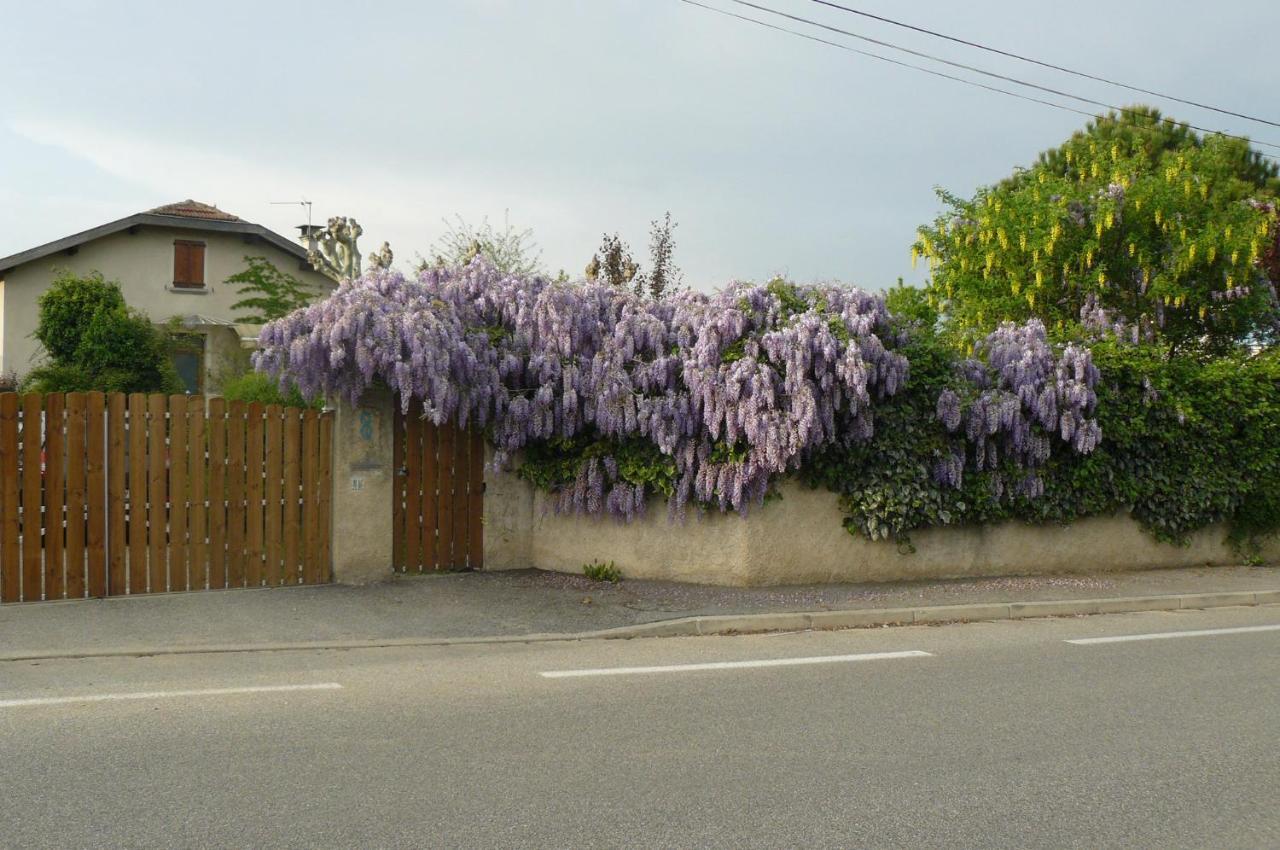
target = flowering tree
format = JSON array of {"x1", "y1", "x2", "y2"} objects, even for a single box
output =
[{"x1": 916, "y1": 107, "x2": 1280, "y2": 355}]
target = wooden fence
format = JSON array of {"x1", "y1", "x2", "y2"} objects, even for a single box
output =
[
  {"x1": 0, "y1": 392, "x2": 333, "y2": 603},
  {"x1": 393, "y1": 410, "x2": 483, "y2": 572}
]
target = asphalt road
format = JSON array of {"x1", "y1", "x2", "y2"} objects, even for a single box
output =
[{"x1": 2, "y1": 606, "x2": 1278, "y2": 849}]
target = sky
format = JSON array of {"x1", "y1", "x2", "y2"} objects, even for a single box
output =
[{"x1": 1, "y1": 0, "x2": 1276, "y2": 292}]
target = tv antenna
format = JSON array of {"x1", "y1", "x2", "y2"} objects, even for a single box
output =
[{"x1": 270, "y1": 199, "x2": 314, "y2": 230}]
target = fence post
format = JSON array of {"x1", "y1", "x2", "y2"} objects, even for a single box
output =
[{"x1": 329, "y1": 387, "x2": 395, "y2": 585}]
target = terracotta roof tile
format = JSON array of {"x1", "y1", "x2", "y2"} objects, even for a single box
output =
[{"x1": 147, "y1": 199, "x2": 242, "y2": 222}]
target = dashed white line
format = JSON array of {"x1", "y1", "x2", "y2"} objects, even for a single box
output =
[
  {"x1": 0, "y1": 683, "x2": 344, "y2": 709},
  {"x1": 1066, "y1": 624, "x2": 1280, "y2": 645},
  {"x1": 540, "y1": 650, "x2": 932, "y2": 678}
]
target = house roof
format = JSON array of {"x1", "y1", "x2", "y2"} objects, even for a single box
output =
[
  {"x1": 148, "y1": 200, "x2": 244, "y2": 222},
  {"x1": 0, "y1": 200, "x2": 313, "y2": 274}
]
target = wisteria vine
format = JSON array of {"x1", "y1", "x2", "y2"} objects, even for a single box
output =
[
  {"x1": 934, "y1": 319, "x2": 1100, "y2": 499},
  {"x1": 256, "y1": 260, "x2": 1099, "y2": 521}
]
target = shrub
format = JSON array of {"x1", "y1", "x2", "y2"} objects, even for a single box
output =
[
  {"x1": 219, "y1": 370, "x2": 319, "y2": 409},
  {"x1": 24, "y1": 271, "x2": 180, "y2": 394}
]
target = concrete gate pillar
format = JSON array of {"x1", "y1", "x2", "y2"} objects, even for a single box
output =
[{"x1": 330, "y1": 386, "x2": 396, "y2": 585}]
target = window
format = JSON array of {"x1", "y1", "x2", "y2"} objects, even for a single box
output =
[
  {"x1": 173, "y1": 240, "x2": 206, "y2": 288},
  {"x1": 171, "y1": 335, "x2": 205, "y2": 394}
]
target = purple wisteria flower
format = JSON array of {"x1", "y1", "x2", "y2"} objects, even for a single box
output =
[{"x1": 256, "y1": 260, "x2": 910, "y2": 520}]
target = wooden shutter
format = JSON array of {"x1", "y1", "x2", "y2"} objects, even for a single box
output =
[{"x1": 173, "y1": 241, "x2": 206, "y2": 287}]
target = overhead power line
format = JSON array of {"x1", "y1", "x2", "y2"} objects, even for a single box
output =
[
  {"x1": 807, "y1": 0, "x2": 1280, "y2": 130},
  {"x1": 681, "y1": 0, "x2": 1098, "y2": 120},
  {"x1": 719, "y1": 0, "x2": 1280, "y2": 154},
  {"x1": 679, "y1": 1, "x2": 1280, "y2": 165}
]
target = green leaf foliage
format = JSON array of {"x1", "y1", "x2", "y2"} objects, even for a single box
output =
[
  {"x1": 24, "y1": 271, "x2": 180, "y2": 394},
  {"x1": 229, "y1": 256, "x2": 322, "y2": 324},
  {"x1": 801, "y1": 326, "x2": 1280, "y2": 549},
  {"x1": 219, "y1": 370, "x2": 320, "y2": 409}
]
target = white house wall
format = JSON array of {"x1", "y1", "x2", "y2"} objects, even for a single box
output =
[{"x1": 0, "y1": 225, "x2": 332, "y2": 378}]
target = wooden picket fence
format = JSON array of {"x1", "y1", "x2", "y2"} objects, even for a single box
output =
[
  {"x1": 393, "y1": 409, "x2": 484, "y2": 572},
  {"x1": 0, "y1": 392, "x2": 333, "y2": 604}
]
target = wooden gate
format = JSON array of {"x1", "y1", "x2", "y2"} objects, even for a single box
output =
[
  {"x1": 0, "y1": 392, "x2": 333, "y2": 603},
  {"x1": 393, "y1": 408, "x2": 483, "y2": 572}
]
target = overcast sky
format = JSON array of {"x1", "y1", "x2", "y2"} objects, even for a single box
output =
[{"x1": 1, "y1": 0, "x2": 1275, "y2": 291}]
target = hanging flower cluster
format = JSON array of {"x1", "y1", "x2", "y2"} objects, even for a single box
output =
[
  {"x1": 933, "y1": 319, "x2": 1100, "y2": 498},
  {"x1": 255, "y1": 261, "x2": 910, "y2": 519}
]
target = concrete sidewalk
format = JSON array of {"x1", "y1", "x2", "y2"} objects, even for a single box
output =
[{"x1": 1, "y1": 565, "x2": 1278, "y2": 661}]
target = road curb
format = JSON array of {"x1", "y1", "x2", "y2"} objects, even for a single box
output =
[{"x1": 2, "y1": 590, "x2": 1276, "y2": 663}]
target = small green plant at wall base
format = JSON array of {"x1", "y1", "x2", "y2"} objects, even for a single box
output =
[{"x1": 583, "y1": 560, "x2": 622, "y2": 582}]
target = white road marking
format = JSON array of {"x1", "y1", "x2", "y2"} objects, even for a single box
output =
[
  {"x1": 540, "y1": 650, "x2": 932, "y2": 678},
  {"x1": 1066, "y1": 624, "x2": 1280, "y2": 645},
  {"x1": 0, "y1": 682, "x2": 343, "y2": 709}
]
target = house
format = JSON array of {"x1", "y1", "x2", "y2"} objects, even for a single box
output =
[{"x1": 0, "y1": 200, "x2": 335, "y2": 394}]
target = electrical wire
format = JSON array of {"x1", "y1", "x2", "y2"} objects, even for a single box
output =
[
  {"x1": 718, "y1": 0, "x2": 1280, "y2": 153},
  {"x1": 807, "y1": 0, "x2": 1280, "y2": 130}
]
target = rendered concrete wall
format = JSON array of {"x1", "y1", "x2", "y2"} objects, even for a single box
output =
[
  {"x1": 483, "y1": 472, "x2": 1279, "y2": 587},
  {"x1": 330, "y1": 388, "x2": 396, "y2": 585},
  {"x1": 334, "y1": 390, "x2": 1276, "y2": 587}
]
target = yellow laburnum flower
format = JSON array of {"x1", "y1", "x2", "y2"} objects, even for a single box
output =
[
  {"x1": 1231, "y1": 251, "x2": 1239, "y2": 264},
  {"x1": 1036, "y1": 269, "x2": 1044, "y2": 286},
  {"x1": 1188, "y1": 244, "x2": 1196, "y2": 262},
  {"x1": 1038, "y1": 171, "x2": 1047, "y2": 184},
  {"x1": 910, "y1": 247, "x2": 919, "y2": 268},
  {"x1": 1207, "y1": 246, "x2": 1216, "y2": 263},
  {"x1": 1199, "y1": 306, "x2": 1207, "y2": 320},
  {"x1": 1225, "y1": 225, "x2": 1232, "y2": 239},
  {"x1": 1065, "y1": 149, "x2": 1073, "y2": 164},
  {"x1": 1105, "y1": 211, "x2": 1114, "y2": 229},
  {"x1": 1200, "y1": 183, "x2": 1209, "y2": 200},
  {"x1": 1090, "y1": 161, "x2": 1101, "y2": 178},
  {"x1": 1033, "y1": 249, "x2": 1040, "y2": 263},
  {"x1": 1086, "y1": 249, "x2": 1094, "y2": 267},
  {"x1": 1098, "y1": 272, "x2": 1106, "y2": 287},
  {"x1": 1111, "y1": 143, "x2": 1119, "y2": 161},
  {"x1": 1011, "y1": 279, "x2": 1021, "y2": 295},
  {"x1": 1096, "y1": 221, "x2": 1104, "y2": 239},
  {"x1": 1027, "y1": 292, "x2": 1036, "y2": 308},
  {"x1": 1019, "y1": 233, "x2": 1027, "y2": 251},
  {"x1": 960, "y1": 257, "x2": 969, "y2": 271},
  {"x1": 998, "y1": 229, "x2": 1009, "y2": 250},
  {"x1": 1154, "y1": 209, "x2": 1163, "y2": 225},
  {"x1": 1129, "y1": 242, "x2": 1136, "y2": 256},
  {"x1": 1134, "y1": 197, "x2": 1142, "y2": 211},
  {"x1": 1183, "y1": 179, "x2": 1192, "y2": 197}
]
